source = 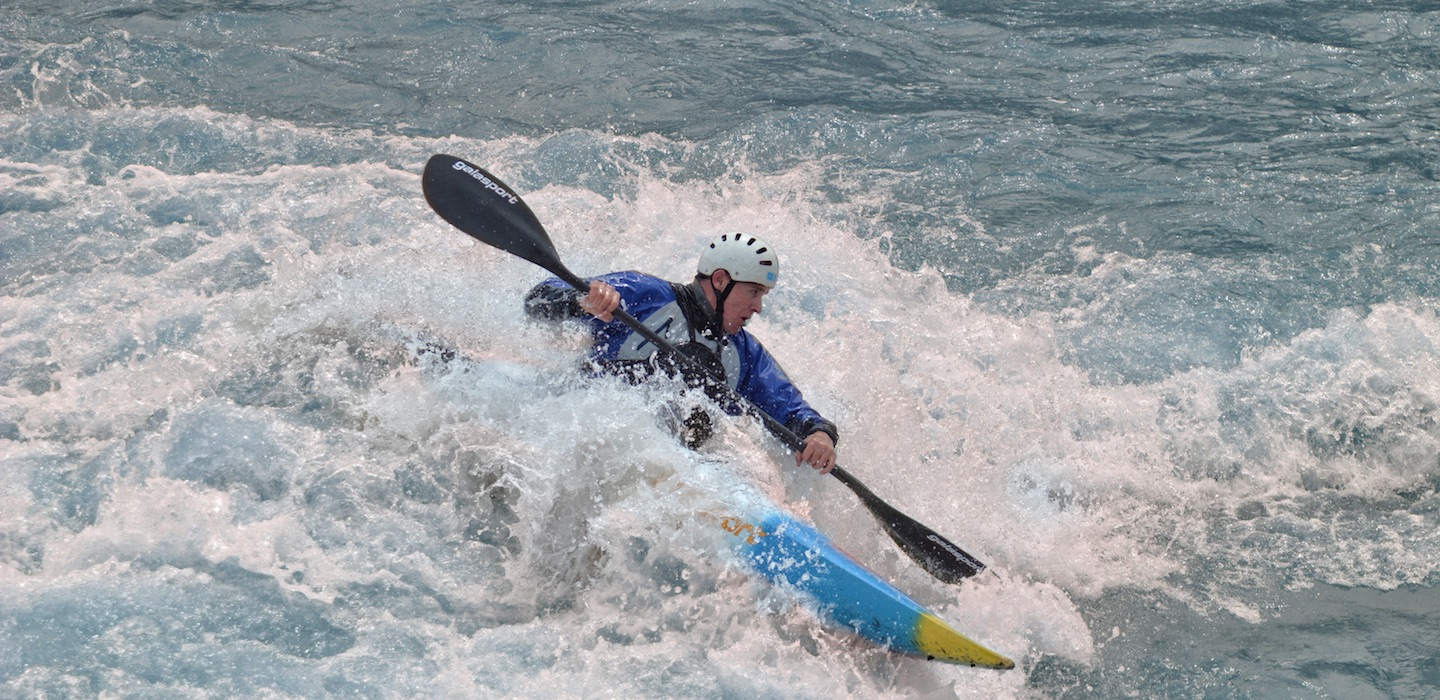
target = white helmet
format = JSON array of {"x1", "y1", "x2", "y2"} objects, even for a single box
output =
[{"x1": 697, "y1": 233, "x2": 779, "y2": 288}]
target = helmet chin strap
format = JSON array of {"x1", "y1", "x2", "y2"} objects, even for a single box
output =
[{"x1": 709, "y1": 273, "x2": 737, "y2": 342}]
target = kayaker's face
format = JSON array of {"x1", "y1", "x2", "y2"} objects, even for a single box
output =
[{"x1": 720, "y1": 280, "x2": 768, "y2": 335}]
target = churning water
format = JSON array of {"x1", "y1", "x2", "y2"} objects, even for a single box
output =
[{"x1": 3, "y1": 2, "x2": 1439, "y2": 697}]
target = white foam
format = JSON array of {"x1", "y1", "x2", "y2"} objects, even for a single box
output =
[{"x1": 6, "y1": 112, "x2": 1440, "y2": 696}]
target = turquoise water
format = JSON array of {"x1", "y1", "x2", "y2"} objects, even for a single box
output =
[{"x1": 3, "y1": 1, "x2": 1439, "y2": 697}]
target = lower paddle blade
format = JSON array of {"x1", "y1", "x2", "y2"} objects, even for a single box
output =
[
  {"x1": 880, "y1": 512, "x2": 985, "y2": 583},
  {"x1": 422, "y1": 154, "x2": 573, "y2": 281},
  {"x1": 831, "y1": 466, "x2": 984, "y2": 581}
]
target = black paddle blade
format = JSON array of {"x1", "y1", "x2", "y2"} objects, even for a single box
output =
[
  {"x1": 879, "y1": 509, "x2": 985, "y2": 583},
  {"x1": 831, "y1": 467, "x2": 985, "y2": 581},
  {"x1": 422, "y1": 154, "x2": 578, "y2": 284}
]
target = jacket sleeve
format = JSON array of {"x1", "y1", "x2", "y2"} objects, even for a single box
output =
[
  {"x1": 734, "y1": 338, "x2": 839, "y2": 446},
  {"x1": 522, "y1": 272, "x2": 674, "y2": 361}
]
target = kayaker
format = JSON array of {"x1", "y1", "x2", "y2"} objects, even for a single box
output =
[{"x1": 524, "y1": 232, "x2": 838, "y2": 473}]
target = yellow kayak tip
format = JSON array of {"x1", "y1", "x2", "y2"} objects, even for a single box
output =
[{"x1": 915, "y1": 613, "x2": 1015, "y2": 669}]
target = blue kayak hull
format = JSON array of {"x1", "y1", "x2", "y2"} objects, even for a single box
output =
[{"x1": 713, "y1": 501, "x2": 1013, "y2": 669}]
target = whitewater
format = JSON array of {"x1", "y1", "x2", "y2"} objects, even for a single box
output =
[{"x1": 3, "y1": 2, "x2": 1439, "y2": 698}]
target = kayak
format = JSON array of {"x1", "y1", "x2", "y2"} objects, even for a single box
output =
[
  {"x1": 700, "y1": 463, "x2": 1014, "y2": 669},
  {"x1": 411, "y1": 343, "x2": 1012, "y2": 668},
  {"x1": 408, "y1": 342, "x2": 1013, "y2": 668}
]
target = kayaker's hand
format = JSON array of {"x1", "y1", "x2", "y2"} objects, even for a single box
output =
[
  {"x1": 797, "y1": 431, "x2": 836, "y2": 474},
  {"x1": 579, "y1": 280, "x2": 620, "y2": 322}
]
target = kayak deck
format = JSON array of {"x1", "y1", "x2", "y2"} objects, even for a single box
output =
[{"x1": 717, "y1": 509, "x2": 1014, "y2": 669}]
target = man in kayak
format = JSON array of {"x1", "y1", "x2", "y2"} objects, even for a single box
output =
[{"x1": 524, "y1": 232, "x2": 838, "y2": 474}]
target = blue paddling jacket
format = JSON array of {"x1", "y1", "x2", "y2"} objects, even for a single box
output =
[{"x1": 524, "y1": 271, "x2": 838, "y2": 446}]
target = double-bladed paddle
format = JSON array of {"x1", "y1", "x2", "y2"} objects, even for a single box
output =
[{"x1": 421, "y1": 153, "x2": 986, "y2": 582}]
